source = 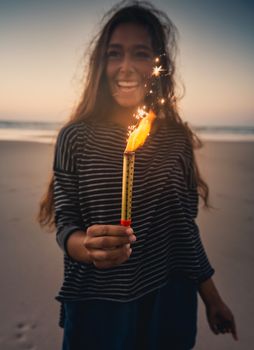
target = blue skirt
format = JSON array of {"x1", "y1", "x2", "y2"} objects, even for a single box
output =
[{"x1": 62, "y1": 275, "x2": 198, "y2": 350}]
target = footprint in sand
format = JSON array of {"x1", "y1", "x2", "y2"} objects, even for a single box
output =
[{"x1": 15, "y1": 322, "x2": 37, "y2": 349}]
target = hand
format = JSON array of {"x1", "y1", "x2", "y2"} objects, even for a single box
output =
[
  {"x1": 83, "y1": 224, "x2": 136, "y2": 269},
  {"x1": 206, "y1": 300, "x2": 238, "y2": 341}
]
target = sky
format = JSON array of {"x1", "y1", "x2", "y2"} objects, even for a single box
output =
[{"x1": 1, "y1": 0, "x2": 253, "y2": 126}]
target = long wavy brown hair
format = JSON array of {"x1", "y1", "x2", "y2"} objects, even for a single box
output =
[{"x1": 37, "y1": 0, "x2": 210, "y2": 232}]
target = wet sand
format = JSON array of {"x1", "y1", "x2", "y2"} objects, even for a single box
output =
[{"x1": 0, "y1": 139, "x2": 253, "y2": 349}]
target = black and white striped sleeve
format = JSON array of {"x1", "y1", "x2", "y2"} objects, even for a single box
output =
[
  {"x1": 186, "y1": 147, "x2": 215, "y2": 283},
  {"x1": 53, "y1": 124, "x2": 83, "y2": 254}
]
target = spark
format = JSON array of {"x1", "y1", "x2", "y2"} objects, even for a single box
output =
[
  {"x1": 155, "y1": 57, "x2": 160, "y2": 63},
  {"x1": 127, "y1": 107, "x2": 148, "y2": 137},
  {"x1": 137, "y1": 107, "x2": 148, "y2": 119},
  {"x1": 152, "y1": 65, "x2": 163, "y2": 77},
  {"x1": 160, "y1": 98, "x2": 165, "y2": 104}
]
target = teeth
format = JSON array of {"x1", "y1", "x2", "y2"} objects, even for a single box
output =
[{"x1": 117, "y1": 81, "x2": 138, "y2": 88}]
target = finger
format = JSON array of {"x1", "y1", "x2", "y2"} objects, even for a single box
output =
[
  {"x1": 211, "y1": 324, "x2": 220, "y2": 334},
  {"x1": 91, "y1": 244, "x2": 131, "y2": 262},
  {"x1": 232, "y1": 332, "x2": 238, "y2": 341},
  {"x1": 210, "y1": 323, "x2": 219, "y2": 335},
  {"x1": 217, "y1": 324, "x2": 226, "y2": 334},
  {"x1": 223, "y1": 326, "x2": 230, "y2": 333},
  {"x1": 85, "y1": 235, "x2": 134, "y2": 249},
  {"x1": 230, "y1": 318, "x2": 238, "y2": 341},
  {"x1": 221, "y1": 319, "x2": 238, "y2": 340},
  {"x1": 93, "y1": 247, "x2": 132, "y2": 269},
  {"x1": 87, "y1": 224, "x2": 134, "y2": 238},
  {"x1": 221, "y1": 322, "x2": 231, "y2": 334}
]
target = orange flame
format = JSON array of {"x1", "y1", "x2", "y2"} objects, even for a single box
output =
[{"x1": 125, "y1": 110, "x2": 156, "y2": 152}]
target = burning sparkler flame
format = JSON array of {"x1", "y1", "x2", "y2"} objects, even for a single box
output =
[{"x1": 125, "y1": 110, "x2": 156, "y2": 152}]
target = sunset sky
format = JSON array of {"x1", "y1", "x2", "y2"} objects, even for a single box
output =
[{"x1": 1, "y1": 0, "x2": 253, "y2": 126}]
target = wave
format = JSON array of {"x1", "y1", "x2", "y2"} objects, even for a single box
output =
[
  {"x1": 0, "y1": 120, "x2": 62, "y2": 130},
  {"x1": 0, "y1": 120, "x2": 254, "y2": 143}
]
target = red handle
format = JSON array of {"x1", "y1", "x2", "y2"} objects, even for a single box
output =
[{"x1": 120, "y1": 219, "x2": 132, "y2": 227}]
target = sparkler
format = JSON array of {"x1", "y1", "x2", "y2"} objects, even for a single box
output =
[
  {"x1": 121, "y1": 110, "x2": 156, "y2": 226},
  {"x1": 120, "y1": 55, "x2": 167, "y2": 226}
]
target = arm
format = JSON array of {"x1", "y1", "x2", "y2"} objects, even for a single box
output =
[
  {"x1": 198, "y1": 277, "x2": 238, "y2": 341},
  {"x1": 53, "y1": 125, "x2": 134, "y2": 266},
  {"x1": 198, "y1": 277, "x2": 223, "y2": 306},
  {"x1": 65, "y1": 230, "x2": 92, "y2": 263},
  {"x1": 53, "y1": 124, "x2": 87, "y2": 257},
  {"x1": 183, "y1": 148, "x2": 215, "y2": 283},
  {"x1": 184, "y1": 145, "x2": 238, "y2": 340}
]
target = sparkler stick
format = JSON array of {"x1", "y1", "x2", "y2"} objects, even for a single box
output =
[
  {"x1": 121, "y1": 152, "x2": 135, "y2": 227},
  {"x1": 120, "y1": 110, "x2": 156, "y2": 226}
]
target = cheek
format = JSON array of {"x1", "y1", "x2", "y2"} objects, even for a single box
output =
[
  {"x1": 138, "y1": 63, "x2": 154, "y2": 81},
  {"x1": 105, "y1": 63, "x2": 117, "y2": 83}
]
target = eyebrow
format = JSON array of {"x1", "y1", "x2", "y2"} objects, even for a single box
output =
[{"x1": 107, "y1": 44, "x2": 153, "y2": 51}]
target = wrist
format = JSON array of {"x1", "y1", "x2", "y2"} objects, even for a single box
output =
[
  {"x1": 66, "y1": 230, "x2": 92, "y2": 264},
  {"x1": 198, "y1": 278, "x2": 223, "y2": 307}
]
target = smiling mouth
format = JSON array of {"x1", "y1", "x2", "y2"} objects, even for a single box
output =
[{"x1": 116, "y1": 81, "x2": 139, "y2": 93}]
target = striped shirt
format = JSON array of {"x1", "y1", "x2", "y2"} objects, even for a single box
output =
[{"x1": 53, "y1": 118, "x2": 215, "y2": 328}]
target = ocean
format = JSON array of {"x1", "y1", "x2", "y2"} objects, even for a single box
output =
[{"x1": 0, "y1": 120, "x2": 254, "y2": 143}]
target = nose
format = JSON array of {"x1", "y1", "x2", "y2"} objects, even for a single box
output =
[{"x1": 119, "y1": 54, "x2": 135, "y2": 74}]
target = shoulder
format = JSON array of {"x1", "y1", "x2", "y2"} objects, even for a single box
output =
[
  {"x1": 165, "y1": 120, "x2": 193, "y2": 155},
  {"x1": 165, "y1": 121, "x2": 195, "y2": 176},
  {"x1": 55, "y1": 120, "x2": 91, "y2": 149},
  {"x1": 53, "y1": 121, "x2": 91, "y2": 172}
]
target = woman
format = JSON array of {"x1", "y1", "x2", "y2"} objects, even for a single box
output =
[{"x1": 38, "y1": 1, "x2": 237, "y2": 349}]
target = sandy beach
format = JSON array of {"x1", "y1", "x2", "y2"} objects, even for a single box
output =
[{"x1": 0, "y1": 139, "x2": 253, "y2": 350}]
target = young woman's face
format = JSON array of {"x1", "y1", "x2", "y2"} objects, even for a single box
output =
[{"x1": 106, "y1": 23, "x2": 154, "y2": 109}]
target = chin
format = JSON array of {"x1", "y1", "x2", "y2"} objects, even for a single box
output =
[
  {"x1": 114, "y1": 97, "x2": 144, "y2": 109},
  {"x1": 117, "y1": 102, "x2": 138, "y2": 109}
]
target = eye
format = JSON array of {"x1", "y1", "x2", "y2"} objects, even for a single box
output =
[
  {"x1": 134, "y1": 51, "x2": 152, "y2": 60},
  {"x1": 106, "y1": 50, "x2": 121, "y2": 59}
]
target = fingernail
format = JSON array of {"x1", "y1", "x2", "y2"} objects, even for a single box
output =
[
  {"x1": 130, "y1": 235, "x2": 136, "y2": 242},
  {"x1": 126, "y1": 228, "x2": 133, "y2": 235}
]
